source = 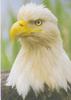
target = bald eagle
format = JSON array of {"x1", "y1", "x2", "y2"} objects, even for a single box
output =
[{"x1": 6, "y1": 3, "x2": 71, "y2": 100}]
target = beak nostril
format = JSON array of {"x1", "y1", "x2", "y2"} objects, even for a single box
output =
[{"x1": 19, "y1": 23, "x2": 24, "y2": 27}]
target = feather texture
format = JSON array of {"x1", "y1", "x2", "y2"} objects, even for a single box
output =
[
  {"x1": 6, "y1": 3, "x2": 71, "y2": 99},
  {"x1": 7, "y1": 42, "x2": 71, "y2": 99}
]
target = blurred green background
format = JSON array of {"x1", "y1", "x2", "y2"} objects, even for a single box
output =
[{"x1": 1, "y1": 0, "x2": 71, "y2": 71}]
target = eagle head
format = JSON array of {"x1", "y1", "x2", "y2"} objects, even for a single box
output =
[{"x1": 10, "y1": 3, "x2": 61, "y2": 48}]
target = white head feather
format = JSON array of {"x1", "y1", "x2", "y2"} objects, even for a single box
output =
[{"x1": 7, "y1": 3, "x2": 71, "y2": 99}]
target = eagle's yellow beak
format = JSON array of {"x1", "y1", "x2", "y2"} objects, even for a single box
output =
[
  {"x1": 10, "y1": 20, "x2": 33, "y2": 41},
  {"x1": 10, "y1": 20, "x2": 42, "y2": 41}
]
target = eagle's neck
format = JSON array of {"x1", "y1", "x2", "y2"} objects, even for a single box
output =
[
  {"x1": 21, "y1": 41, "x2": 71, "y2": 90},
  {"x1": 7, "y1": 41, "x2": 71, "y2": 98}
]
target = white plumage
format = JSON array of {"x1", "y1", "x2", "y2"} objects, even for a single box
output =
[{"x1": 7, "y1": 3, "x2": 71, "y2": 99}]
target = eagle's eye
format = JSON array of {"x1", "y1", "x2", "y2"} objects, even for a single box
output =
[{"x1": 35, "y1": 19, "x2": 42, "y2": 26}]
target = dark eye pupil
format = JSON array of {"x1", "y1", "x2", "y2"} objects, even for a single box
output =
[
  {"x1": 35, "y1": 20, "x2": 42, "y2": 25},
  {"x1": 38, "y1": 21, "x2": 41, "y2": 24},
  {"x1": 37, "y1": 21, "x2": 40, "y2": 23}
]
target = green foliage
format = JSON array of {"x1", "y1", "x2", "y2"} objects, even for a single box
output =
[
  {"x1": 1, "y1": 40, "x2": 11, "y2": 71},
  {"x1": 69, "y1": 23, "x2": 71, "y2": 58},
  {"x1": 2, "y1": 7, "x2": 20, "y2": 71},
  {"x1": 43, "y1": 0, "x2": 52, "y2": 9},
  {"x1": 12, "y1": 41, "x2": 20, "y2": 63},
  {"x1": 1, "y1": 39, "x2": 20, "y2": 71}
]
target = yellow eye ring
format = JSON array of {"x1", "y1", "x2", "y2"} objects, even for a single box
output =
[{"x1": 35, "y1": 19, "x2": 42, "y2": 26}]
